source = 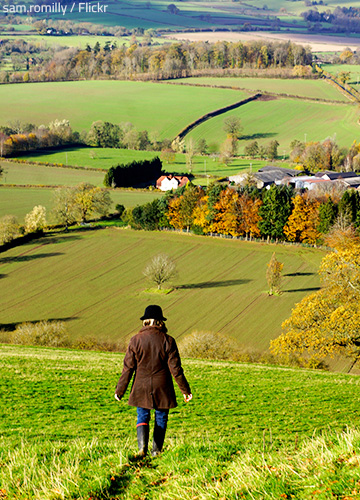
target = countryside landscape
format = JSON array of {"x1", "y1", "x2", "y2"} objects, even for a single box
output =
[{"x1": 2, "y1": 0, "x2": 360, "y2": 498}]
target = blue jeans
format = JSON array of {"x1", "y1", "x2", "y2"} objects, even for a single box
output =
[{"x1": 136, "y1": 407, "x2": 169, "y2": 431}]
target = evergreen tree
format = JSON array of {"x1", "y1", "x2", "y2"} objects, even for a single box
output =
[
  {"x1": 259, "y1": 185, "x2": 293, "y2": 241},
  {"x1": 318, "y1": 197, "x2": 338, "y2": 234},
  {"x1": 338, "y1": 190, "x2": 360, "y2": 224}
]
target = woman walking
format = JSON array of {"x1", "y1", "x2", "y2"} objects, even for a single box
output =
[{"x1": 115, "y1": 305, "x2": 192, "y2": 457}]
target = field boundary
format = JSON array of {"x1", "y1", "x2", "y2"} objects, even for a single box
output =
[
  {"x1": 176, "y1": 93, "x2": 262, "y2": 140},
  {"x1": 165, "y1": 81, "x2": 350, "y2": 105}
]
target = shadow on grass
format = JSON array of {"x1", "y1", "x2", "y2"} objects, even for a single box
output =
[
  {"x1": 284, "y1": 287, "x2": 320, "y2": 293},
  {"x1": 239, "y1": 132, "x2": 277, "y2": 141},
  {"x1": 0, "y1": 252, "x2": 64, "y2": 264},
  {"x1": 95, "y1": 455, "x2": 156, "y2": 499},
  {"x1": 0, "y1": 316, "x2": 79, "y2": 332},
  {"x1": 284, "y1": 272, "x2": 315, "y2": 277},
  {"x1": 177, "y1": 279, "x2": 252, "y2": 289}
]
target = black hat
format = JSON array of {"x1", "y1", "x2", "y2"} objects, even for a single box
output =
[{"x1": 140, "y1": 305, "x2": 167, "y2": 322}]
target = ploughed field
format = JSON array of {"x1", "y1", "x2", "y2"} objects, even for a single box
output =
[
  {"x1": 1, "y1": 345, "x2": 360, "y2": 499},
  {"x1": 0, "y1": 228, "x2": 324, "y2": 351}
]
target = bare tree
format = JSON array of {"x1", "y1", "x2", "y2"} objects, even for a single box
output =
[{"x1": 143, "y1": 253, "x2": 177, "y2": 290}]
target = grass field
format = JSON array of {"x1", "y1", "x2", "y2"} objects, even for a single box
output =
[
  {"x1": 174, "y1": 77, "x2": 348, "y2": 102},
  {"x1": 15, "y1": 147, "x2": 273, "y2": 177},
  {"x1": 0, "y1": 81, "x2": 248, "y2": 139},
  {"x1": 186, "y1": 96, "x2": 360, "y2": 153},
  {"x1": 1, "y1": 344, "x2": 360, "y2": 498},
  {"x1": 0, "y1": 228, "x2": 325, "y2": 354},
  {"x1": 0, "y1": 161, "x2": 106, "y2": 187},
  {"x1": 0, "y1": 187, "x2": 162, "y2": 221}
]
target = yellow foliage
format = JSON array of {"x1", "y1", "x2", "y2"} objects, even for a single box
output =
[
  {"x1": 284, "y1": 195, "x2": 320, "y2": 244},
  {"x1": 271, "y1": 242, "x2": 360, "y2": 366}
]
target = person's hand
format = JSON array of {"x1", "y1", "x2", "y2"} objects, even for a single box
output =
[
  {"x1": 114, "y1": 393, "x2": 121, "y2": 401},
  {"x1": 183, "y1": 393, "x2": 193, "y2": 403}
]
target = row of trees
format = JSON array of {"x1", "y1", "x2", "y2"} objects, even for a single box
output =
[
  {"x1": 0, "y1": 120, "x2": 78, "y2": 157},
  {"x1": 122, "y1": 182, "x2": 360, "y2": 245},
  {"x1": 0, "y1": 38, "x2": 313, "y2": 83},
  {"x1": 104, "y1": 157, "x2": 162, "y2": 188},
  {"x1": 0, "y1": 183, "x2": 112, "y2": 246}
]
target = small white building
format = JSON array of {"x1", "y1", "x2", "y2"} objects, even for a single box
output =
[{"x1": 156, "y1": 175, "x2": 189, "y2": 191}]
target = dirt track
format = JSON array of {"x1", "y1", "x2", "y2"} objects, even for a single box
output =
[{"x1": 164, "y1": 31, "x2": 360, "y2": 52}]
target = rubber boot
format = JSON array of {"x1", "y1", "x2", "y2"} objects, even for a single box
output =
[
  {"x1": 151, "y1": 424, "x2": 167, "y2": 457},
  {"x1": 137, "y1": 424, "x2": 149, "y2": 457}
]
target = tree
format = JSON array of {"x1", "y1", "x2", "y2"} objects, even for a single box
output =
[
  {"x1": 211, "y1": 188, "x2": 241, "y2": 236},
  {"x1": 271, "y1": 241, "x2": 360, "y2": 370},
  {"x1": 223, "y1": 116, "x2": 242, "y2": 157},
  {"x1": 73, "y1": 183, "x2": 112, "y2": 222},
  {"x1": 238, "y1": 194, "x2": 262, "y2": 239},
  {"x1": 283, "y1": 194, "x2": 320, "y2": 244},
  {"x1": 185, "y1": 138, "x2": 196, "y2": 173},
  {"x1": 24, "y1": 205, "x2": 47, "y2": 233},
  {"x1": 259, "y1": 185, "x2": 293, "y2": 242},
  {"x1": 318, "y1": 197, "x2": 338, "y2": 235},
  {"x1": 266, "y1": 252, "x2": 284, "y2": 295},
  {"x1": 143, "y1": 253, "x2": 177, "y2": 290},
  {"x1": 266, "y1": 140, "x2": 279, "y2": 160},
  {"x1": 52, "y1": 187, "x2": 78, "y2": 230},
  {"x1": 0, "y1": 215, "x2": 21, "y2": 245},
  {"x1": 244, "y1": 140, "x2": 259, "y2": 158}
]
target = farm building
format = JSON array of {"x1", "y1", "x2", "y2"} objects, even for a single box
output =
[
  {"x1": 156, "y1": 175, "x2": 190, "y2": 191},
  {"x1": 229, "y1": 166, "x2": 300, "y2": 189}
]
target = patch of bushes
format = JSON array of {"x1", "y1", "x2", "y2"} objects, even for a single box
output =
[
  {"x1": 178, "y1": 330, "x2": 327, "y2": 369},
  {"x1": 0, "y1": 321, "x2": 127, "y2": 353}
]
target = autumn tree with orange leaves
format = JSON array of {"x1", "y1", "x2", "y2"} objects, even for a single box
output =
[
  {"x1": 238, "y1": 194, "x2": 262, "y2": 239},
  {"x1": 211, "y1": 188, "x2": 241, "y2": 236},
  {"x1": 284, "y1": 194, "x2": 320, "y2": 244}
]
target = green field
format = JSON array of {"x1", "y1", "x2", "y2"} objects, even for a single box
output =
[
  {"x1": 186, "y1": 97, "x2": 360, "y2": 153},
  {"x1": 323, "y1": 63, "x2": 360, "y2": 85},
  {"x1": 1, "y1": 345, "x2": 360, "y2": 499},
  {"x1": 0, "y1": 161, "x2": 106, "y2": 187},
  {"x1": 175, "y1": 77, "x2": 348, "y2": 102},
  {"x1": 0, "y1": 187, "x2": 162, "y2": 221},
  {"x1": 16, "y1": 147, "x2": 272, "y2": 177},
  {"x1": 0, "y1": 227, "x2": 325, "y2": 354},
  {"x1": 0, "y1": 81, "x2": 248, "y2": 139}
]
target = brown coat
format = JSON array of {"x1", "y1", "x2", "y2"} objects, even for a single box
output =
[{"x1": 115, "y1": 326, "x2": 191, "y2": 409}]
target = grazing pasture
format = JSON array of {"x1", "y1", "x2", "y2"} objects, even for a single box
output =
[
  {"x1": 1, "y1": 345, "x2": 360, "y2": 498},
  {"x1": 0, "y1": 81, "x2": 248, "y2": 137},
  {"x1": 0, "y1": 228, "x2": 324, "y2": 351},
  {"x1": 174, "y1": 77, "x2": 348, "y2": 102}
]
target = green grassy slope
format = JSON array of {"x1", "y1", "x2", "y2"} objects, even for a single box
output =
[
  {"x1": 186, "y1": 97, "x2": 360, "y2": 152},
  {"x1": 174, "y1": 77, "x2": 349, "y2": 102},
  {"x1": 1, "y1": 345, "x2": 360, "y2": 499},
  {"x1": 0, "y1": 187, "x2": 162, "y2": 221},
  {"x1": 0, "y1": 81, "x2": 248, "y2": 137},
  {"x1": 0, "y1": 228, "x2": 323, "y2": 350}
]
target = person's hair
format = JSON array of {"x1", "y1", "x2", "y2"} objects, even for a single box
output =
[
  {"x1": 143, "y1": 319, "x2": 163, "y2": 328},
  {"x1": 142, "y1": 318, "x2": 168, "y2": 333}
]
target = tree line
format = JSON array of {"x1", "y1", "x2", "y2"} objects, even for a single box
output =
[
  {"x1": 0, "y1": 38, "x2": 312, "y2": 84},
  {"x1": 121, "y1": 182, "x2": 360, "y2": 245}
]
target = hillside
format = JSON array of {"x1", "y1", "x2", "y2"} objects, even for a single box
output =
[
  {"x1": 0, "y1": 227, "x2": 324, "y2": 353},
  {"x1": 1, "y1": 344, "x2": 360, "y2": 499}
]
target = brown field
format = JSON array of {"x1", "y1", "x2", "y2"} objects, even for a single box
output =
[{"x1": 165, "y1": 31, "x2": 360, "y2": 52}]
